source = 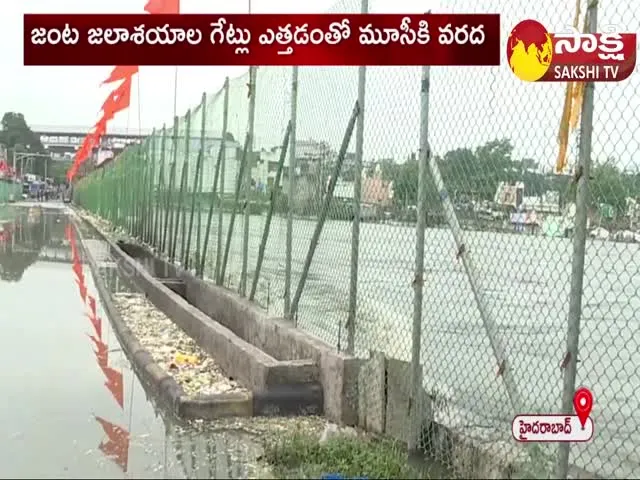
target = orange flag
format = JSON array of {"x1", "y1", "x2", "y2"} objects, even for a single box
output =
[
  {"x1": 101, "y1": 364, "x2": 124, "y2": 408},
  {"x1": 87, "y1": 312, "x2": 103, "y2": 339},
  {"x1": 66, "y1": 165, "x2": 77, "y2": 181},
  {"x1": 88, "y1": 295, "x2": 97, "y2": 318},
  {"x1": 73, "y1": 133, "x2": 99, "y2": 168},
  {"x1": 102, "y1": 65, "x2": 138, "y2": 85},
  {"x1": 101, "y1": 77, "x2": 132, "y2": 121},
  {"x1": 555, "y1": 0, "x2": 585, "y2": 173},
  {"x1": 92, "y1": 114, "x2": 109, "y2": 139},
  {"x1": 67, "y1": 0, "x2": 178, "y2": 181},
  {"x1": 72, "y1": 262, "x2": 84, "y2": 282},
  {"x1": 144, "y1": 0, "x2": 180, "y2": 14},
  {"x1": 95, "y1": 417, "x2": 130, "y2": 472},
  {"x1": 88, "y1": 333, "x2": 109, "y2": 368},
  {"x1": 75, "y1": 277, "x2": 88, "y2": 303}
]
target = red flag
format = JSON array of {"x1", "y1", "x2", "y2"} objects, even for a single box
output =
[
  {"x1": 95, "y1": 417, "x2": 130, "y2": 472},
  {"x1": 92, "y1": 114, "x2": 109, "y2": 139},
  {"x1": 70, "y1": 237, "x2": 79, "y2": 253},
  {"x1": 88, "y1": 295, "x2": 97, "y2": 318},
  {"x1": 72, "y1": 259, "x2": 83, "y2": 279},
  {"x1": 101, "y1": 365, "x2": 124, "y2": 408},
  {"x1": 69, "y1": 115, "x2": 105, "y2": 178},
  {"x1": 67, "y1": 162, "x2": 81, "y2": 181},
  {"x1": 144, "y1": 0, "x2": 179, "y2": 14},
  {"x1": 75, "y1": 277, "x2": 87, "y2": 303},
  {"x1": 72, "y1": 253, "x2": 82, "y2": 270},
  {"x1": 101, "y1": 77, "x2": 132, "y2": 120},
  {"x1": 102, "y1": 65, "x2": 138, "y2": 85},
  {"x1": 76, "y1": 130, "x2": 99, "y2": 161},
  {"x1": 87, "y1": 312, "x2": 103, "y2": 339},
  {"x1": 88, "y1": 333, "x2": 109, "y2": 368},
  {"x1": 72, "y1": 135, "x2": 97, "y2": 170}
]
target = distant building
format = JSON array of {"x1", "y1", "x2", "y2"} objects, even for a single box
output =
[
  {"x1": 168, "y1": 137, "x2": 241, "y2": 196},
  {"x1": 252, "y1": 146, "x2": 289, "y2": 191},
  {"x1": 362, "y1": 164, "x2": 393, "y2": 207},
  {"x1": 251, "y1": 139, "x2": 336, "y2": 192},
  {"x1": 626, "y1": 197, "x2": 640, "y2": 227},
  {"x1": 522, "y1": 190, "x2": 561, "y2": 214},
  {"x1": 494, "y1": 181, "x2": 524, "y2": 208},
  {"x1": 333, "y1": 179, "x2": 354, "y2": 201},
  {"x1": 329, "y1": 166, "x2": 394, "y2": 208}
]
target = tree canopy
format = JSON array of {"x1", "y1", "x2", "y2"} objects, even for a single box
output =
[
  {"x1": 0, "y1": 112, "x2": 44, "y2": 153},
  {"x1": 374, "y1": 138, "x2": 639, "y2": 216}
]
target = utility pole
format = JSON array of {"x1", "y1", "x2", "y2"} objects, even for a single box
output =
[{"x1": 13, "y1": 152, "x2": 51, "y2": 179}]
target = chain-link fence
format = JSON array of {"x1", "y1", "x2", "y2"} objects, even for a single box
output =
[
  {"x1": 0, "y1": 180, "x2": 20, "y2": 203},
  {"x1": 73, "y1": 0, "x2": 640, "y2": 477}
]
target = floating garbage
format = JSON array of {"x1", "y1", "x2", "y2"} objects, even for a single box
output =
[
  {"x1": 174, "y1": 352, "x2": 199, "y2": 366},
  {"x1": 112, "y1": 292, "x2": 245, "y2": 397}
]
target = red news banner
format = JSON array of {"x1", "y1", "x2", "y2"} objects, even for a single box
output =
[{"x1": 23, "y1": 13, "x2": 500, "y2": 66}]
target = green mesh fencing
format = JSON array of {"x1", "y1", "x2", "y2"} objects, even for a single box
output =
[
  {"x1": 73, "y1": 0, "x2": 640, "y2": 477},
  {"x1": 0, "y1": 181, "x2": 21, "y2": 203}
]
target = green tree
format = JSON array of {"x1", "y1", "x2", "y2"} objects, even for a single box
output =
[
  {"x1": 436, "y1": 138, "x2": 517, "y2": 202},
  {"x1": 0, "y1": 112, "x2": 44, "y2": 152},
  {"x1": 386, "y1": 154, "x2": 418, "y2": 207},
  {"x1": 49, "y1": 159, "x2": 72, "y2": 184},
  {"x1": 590, "y1": 157, "x2": 637, "y2": 215},
  {"x1": 0, "y1": 112, "x2": 49, "y2": 178}
]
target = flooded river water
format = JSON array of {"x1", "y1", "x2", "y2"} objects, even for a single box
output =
[{"x1": 0, "y1": 204, "x2": 264, "y2": 478}]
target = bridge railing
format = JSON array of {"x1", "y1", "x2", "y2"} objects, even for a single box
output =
[{"x1": 73, "y1": 0, "x2": 640, "y2": 477}]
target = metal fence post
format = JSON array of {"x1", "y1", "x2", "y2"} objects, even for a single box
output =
[
  {"x1": 290, "y1": 101, "x2": 360, "y2": 322},
  {"x1": 178, "y1": 110, "x2": 192, "y2": 265},
  {"x1": 346, "y1": 0, "x2": 368, "y2": 355},
  {"x1": 250, "y1": 122, "x2": 291, "y2": 301},
  {"x1": 409, "y1": 64, "x2": 430, "y2": 453},
  {"x1": 186, "y1": 94, "x2": 206, "y2": 272},
  {"x1": 220, "y1": 136, "x2": 250, "y2": 285},
  {"x1": 165, "y1": 117, "x2": 179, "y2": 257},
  {"x1": 200, "y1": 133, "x2": 224, "y2": 277},
  {"x1": 146, "y1": 131, "x2": 157, "y2": 245},
  {"x1": 240, "y1": 67, "x2": 257, "y2": 296},
  {"x1": 284, "y1": 66, "x2": 299, "y2": 317},
  {"x1": 555, "y1": 2, "x2": 597, "y2": 477},
  {"x1": 215, "y1": 77, "x2": 230, "y2": 285},
  {"x1": 156, "y1": 125, "x2": 167, "y2": 252}
]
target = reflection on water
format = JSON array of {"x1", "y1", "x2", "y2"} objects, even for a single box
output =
[
  {"x1": 0, "y1": 206, "x2": 266, "y2": 479},
  {"x1": 0, "y1": 206, "x2": 68, "y2": 282},
  {"x1": 66, "y1": 222, "x2": 129, "y2": 472}
]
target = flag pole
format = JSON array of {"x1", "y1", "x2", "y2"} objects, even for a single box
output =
[{"x1": 173, "y1": 66, "x2": 178, "y2": 119}]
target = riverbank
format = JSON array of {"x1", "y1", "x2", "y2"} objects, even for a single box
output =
[{"x1": 70, "y1": 205, "x2": 446, "y2": 478}]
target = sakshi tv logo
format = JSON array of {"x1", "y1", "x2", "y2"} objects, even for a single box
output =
[{"x1": 506, "y1": 19, "x2": 637, "y2": 82}]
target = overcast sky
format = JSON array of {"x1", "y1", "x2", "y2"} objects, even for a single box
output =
[{"x1": 3, "y1": 0, "x2": 638, "y2": 170}]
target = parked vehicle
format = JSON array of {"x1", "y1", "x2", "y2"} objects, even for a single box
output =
[{"x1": 63, "y1": 184, "x2": 73, "y2": 203}]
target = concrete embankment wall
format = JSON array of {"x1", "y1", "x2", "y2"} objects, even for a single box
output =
[{"x1": 77, "y1": 212, "x2": 542, "y2": 478}]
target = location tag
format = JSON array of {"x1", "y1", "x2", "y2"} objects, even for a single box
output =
[{"x1": 573, "y1": 387, "x2": 593, "y2": 429}]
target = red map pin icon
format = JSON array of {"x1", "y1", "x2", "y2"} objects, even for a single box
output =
[{"x1": 573, "y1": 387, "x2": 593, "y2": 429}]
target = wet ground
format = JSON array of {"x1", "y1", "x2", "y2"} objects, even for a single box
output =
[{"x1": 0, "y1": 203, "x2": 269, "y2": 478}]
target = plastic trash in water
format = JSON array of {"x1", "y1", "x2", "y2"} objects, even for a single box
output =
[{"x1": 174, "y1": 352, "x2": 199, "y2": 365}]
